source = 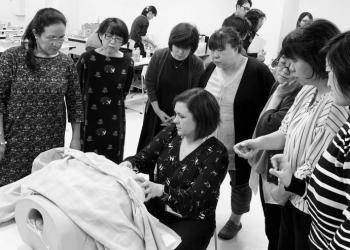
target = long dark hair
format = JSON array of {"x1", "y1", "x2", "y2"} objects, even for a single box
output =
[{"x1": 22, "y1": 8, "x2": 66, "y2": 71}]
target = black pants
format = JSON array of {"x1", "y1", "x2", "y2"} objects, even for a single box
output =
[
  {"x1": 259, "y1": 176, "x2": 282, "y2": 250},
  {"x1": 134, "y1": 41, "x2": 146, "y2": 57},
  {"x1": 146, "y1": 199, "x2": 215, "y2": 250},
  {"x1": 278, "y1": 201, "x2": 311, "y2": 250}
]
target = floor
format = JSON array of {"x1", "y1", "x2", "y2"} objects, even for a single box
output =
[{"x1": 0, "y1": 92, "x2": 268, "y2": 250}]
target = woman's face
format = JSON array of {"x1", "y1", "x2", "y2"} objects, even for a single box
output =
[
  {"x1": 287, "y1": 57, "x2": 315, "y2": 85},
  {"x1": 100, "y1": 33, "x2": 123, "y2": 52},
  {"x1": 211, "y1": 43, "x2": 239, "y2": 69},
  {"x1": 326, "y1": 61, "x2": 350, "y2": 106},
  {"x1": 35, "y1": 23, "x2": 65, "y2": 56},
  {"x1": 276, "y1": 56, "x2": 296, "y2": 84},
  {"x1": 173, "y1": 102, "x2": 197, "y2": 139},
  {"x1": 299, "y1": 16, "x2": 312, "y2": 27},
  {"x1": 171, "y1": 45, "x2": 191, "y2": 61},
  {"x1": 146, "y1": 12, "x2": 155, "y2": 20}
]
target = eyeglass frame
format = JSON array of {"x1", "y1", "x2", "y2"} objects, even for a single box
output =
[
  {"x1": 104, "y1": 34, "x2": 124, "y2": 43},
  {"x1": 42, "y1": 35, "x2": 66, "y2": 43}
]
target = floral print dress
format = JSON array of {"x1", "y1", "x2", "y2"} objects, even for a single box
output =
[
  {"x1": 77, "y1": 50, "x2": 134, "y2": 163},
  {"x1": 0, "y1": 46, "x2": 83, "y2": 186}
]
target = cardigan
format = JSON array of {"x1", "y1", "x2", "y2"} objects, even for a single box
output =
[
  {"x1": 199, "y1": 59, "x2": 274, "y2": 184},
  {"x1": 146, "y1": 48, "x2": 204, "y2": 103}
]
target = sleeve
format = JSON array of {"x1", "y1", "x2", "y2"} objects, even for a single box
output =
[
  {"x1": 255, "y1": 91, "x2": 298, "y2": 136},
  {"x1": 65, "y1": 59, "x2": 84, "y2": 123},
  {"x1": 125, "y1": 125, "x2": 176, "y2": 174},
  {"x1": 260, "y1": 63, "x2": 275, "y2": 102},
  {"x1": 293, "y1": 105, "x2": 349, "y2": 197},
  {"x1": 123, "y1": 59, "x2": 134, "y2": 99},
  {"x1": 285, "y1": 175, "x2": 307, "y2": 196},
  {"x1": 0, "y1": 50, "x2": 15, "y2": 114},
  {"x1": 139, "y1": 19, "x2": 149, "y2": 37},
  {"x1": 162, "y1": 145, "x2": 228, "y2": 218},
  {"x1": 145, "y1": 50, "x2": 161, "y2": 102},
  {"x1": 191, "y1": 56, "x2": 205, "y2": 87},
  {"x1": 329, "y1": 160, "x2": 350, "y2": 249}
]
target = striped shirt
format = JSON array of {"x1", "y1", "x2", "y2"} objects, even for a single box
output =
[
  {"x1": 307, "y1": 119, "x2": 350, "y2": 249},
  {"x1": 279, "y1": 85, "x2": 349, "y2": 213}
]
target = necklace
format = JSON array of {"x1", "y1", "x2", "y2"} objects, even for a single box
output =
[{"x1": 173, "y1": 58, "x2": 186, "y2": 69}]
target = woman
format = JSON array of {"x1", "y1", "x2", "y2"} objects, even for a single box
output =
[
  {"x1": 121, "y1": 88, "x2": 228, "y2": 250},
  {"x1": 137, "y1": 23, "x2": 204, "y2": 152},
  {"x1": 248, "y1": 55, "x2": 301, "y2": 250},
  {"x1": 199, "y1": 27, "x2": 275, "y2": 240},
  {"x1": 269, "y1": 31, "x2": 350, "y2": 250},
  {"x1": 130, "y1": 5, "x2": 158, "y2": 57},
  {"x1": 234, "y1": 20, "x2": 349, "y2": 250},
  {"x1": 0, "y1": 8, "x2": 83, "y2": 186},
  {"x1": 77, "y1": 18, "x2": 134, "y2": 164},
  {"x1": 296, "y1": 12, "x2": 313, "y2": 28}
]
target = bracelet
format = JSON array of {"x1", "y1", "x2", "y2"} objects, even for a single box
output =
[{"x1": 0, "y1": 141, "x2": 7, "y2": 146}]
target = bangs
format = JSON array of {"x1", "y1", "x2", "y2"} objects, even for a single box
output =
[
  {"x1": 105, "y1": 22, "x2": 128, "y2": 43},
  {"x1": 280, "y1": 29, "x2": 304, "y2": 60},
  {"x1": 208, "y1": 31, "x2": 229, "y2": 51}
]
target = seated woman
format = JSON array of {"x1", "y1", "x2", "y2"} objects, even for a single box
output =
[
  {"x1": 121, "y1": 88, "x2": 228, "y2": 250},
  {"x1": 269, "y1": 31, "x2": 350, "y2": 250}
]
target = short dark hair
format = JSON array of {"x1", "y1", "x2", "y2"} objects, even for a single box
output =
[
  {"x1": 281, "y1": 19, "x2": 340, "y2": 80},
  {"x1": 222, "y1": 16, "x2": 251, "y2": 40},
  {"x1": 97, "y1": 18, "x2": 129, "y2": 45},
  {"x1": 245, "y1": 8, "x2": 266, "y2": 32},
  {"x1": 141, "y1": 5, "x2": 157, "y2": 16},
  {"x1": 22, "y1": 8, "x2": 66, "y2": 71},
  {"x1": 173, "y1": 88, "x2": 220, "y2": 140},
  {"x1": 168, "y1": 23, "x2": 199, "y2": 54},
  {"x1": 236, "y1": 0, "x2": 252, "y2": 7},
  {"x1": 209, "y1": 27, "x2": 242, "y2": 53},
  {"x1": 296, "y1": 12, "x2": 313, "y2": 28},
  {"x1": 323, "y1": 31, "x2": 350, "y2": 98}
]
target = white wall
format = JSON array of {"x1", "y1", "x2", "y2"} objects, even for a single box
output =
[
  {"x1": 298, "y1": 0, "x2": 350, "y2": 31},
  {"x1": 2, "y1": 0, "x2": 350, "y2": 65}
]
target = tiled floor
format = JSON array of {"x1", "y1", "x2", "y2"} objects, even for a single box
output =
[{"x1": 0, "y1": 93, "x2": 268, "y2": 250}]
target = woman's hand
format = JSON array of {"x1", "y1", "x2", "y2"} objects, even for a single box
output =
[
  {"x1": 0, "y1": 144, "x2": 6, "y2": 161},
  {"x1": 134, "y1": 176, "x2": 164, "y2": 202},
  {"x1": 119, "y1": 161, "x2": 133, "y2": 169},
  {"x1": 274, "y1": 79, "x2": 300, "y2": 99},
  {"x1": 234, "y1": 139, "x2": 260, "y2": 159},
  {"x1": 70, "y1": 138, "x2": 81, "y2": 151},
  {"x1": 155, "y1": 109, "x2": 172, "y2": 124},
  {"x1": 269, "y1": 154, "x2": 293, "y2": 187}
]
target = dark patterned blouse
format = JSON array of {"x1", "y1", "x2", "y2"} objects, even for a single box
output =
[
  {"x1": 0, "y1": 46, "x2": 83, "y2": 186},
  {"x1": 77, "y1": 50, "x2": 134, "y2": 163},
  {"x1": 126, "y1": 124, "x2": 228, "y2": 220}
]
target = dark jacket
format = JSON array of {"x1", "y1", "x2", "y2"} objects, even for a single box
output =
[
  {"x1": 146, "y1": 48, "x2": 204, "y2": 102},
  {"x1": 137, "y1": 48, "x2": 204, "y2": 152},
  {"x1": 199, "y1": 58, "x2": 274, "y2": 184}
]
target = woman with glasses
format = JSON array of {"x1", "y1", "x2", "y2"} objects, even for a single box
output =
[
  {"x1": 235, "y1": 20, "x2": 349, "y2": 250},
  {"x1": 0, "y1": 8, "x2": 83, "y2": 186},
  {"x1": 77, "y1": 18, "x2": 134, "y2": 164}
]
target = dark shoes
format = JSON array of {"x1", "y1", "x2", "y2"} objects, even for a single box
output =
[{"x1": 218, "y1": 220, "x2": 242, "y2": 240}]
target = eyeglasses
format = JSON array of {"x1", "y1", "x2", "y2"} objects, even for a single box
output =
[
  {"x1": 44, "y1": 36, "x2": 66, "y2": 43},
  {"x1": 104, "y1": 34, "x2": 124, "y2": 43},
  {"x1": 240, "y1": 5, "x2": 250, "y2": 11}
]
